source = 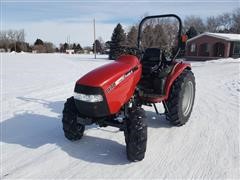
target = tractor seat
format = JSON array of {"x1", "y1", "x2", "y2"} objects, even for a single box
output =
[
  {"x1": 139, "y1": 48, "x2": 172, "y2": 97},
  {"x1": 141, "y1": 48, "x2": 164, "y2": 76}
]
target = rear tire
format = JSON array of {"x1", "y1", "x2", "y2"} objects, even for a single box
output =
[
  {"x1": 165, "y1": 69, "x2": 195, "y2": 126},
  {"x1": 62, "y1": 96, "x2": 85, "y2": 141},
  {"x1": 124, "y1": 107, "x2": 147, "y2": 162}
]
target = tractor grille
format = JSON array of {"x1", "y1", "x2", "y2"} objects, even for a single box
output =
[{"x1": 74, "y1": 84, "x2": 110, "y2": 118}]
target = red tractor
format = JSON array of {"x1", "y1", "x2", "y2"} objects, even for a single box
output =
[{"x1": 62, "y1": 14, "x2": 195, "y2": 161}]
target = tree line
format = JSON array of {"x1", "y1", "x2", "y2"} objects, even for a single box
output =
[
  {"x1": 0, "y1": 30, "x2": 105, "y2": 53},
  {"x1": 0, "y1": 29, "x2": 29, "y2": 52},
  {"x1": 109, "y1": 8, "x2": 240, "y2": 59},
  {"x1": 0, "y1": 8, "x2": 239, "y2": 56}
]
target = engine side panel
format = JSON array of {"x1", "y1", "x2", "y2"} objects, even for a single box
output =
[
  {"x1": 76, "y1": 55, "x2": 142, "y2": 116},
  {"x1": 104, "y1": 63, "x2": 142, "y2": 114},
  {"x1": 103, "y1": 56, "x2": 142, "y2": 114}
]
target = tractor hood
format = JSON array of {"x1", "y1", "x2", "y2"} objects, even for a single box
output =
[{"x1": 76, "y1": 55, "x2": 140, "y2": 88}]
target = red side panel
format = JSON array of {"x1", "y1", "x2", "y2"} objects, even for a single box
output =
[
  {"x1": 104, "y1": 56, "x2": 142, "y2": 114},
  {"x1": 77, "y1": 55, "x2": 142, "y2": 114}
]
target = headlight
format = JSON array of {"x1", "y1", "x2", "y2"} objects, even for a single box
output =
[{"x1": 74, "y1": 92, "x2": 103, "y2": 102}]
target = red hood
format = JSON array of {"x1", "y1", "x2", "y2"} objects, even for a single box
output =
[{"x1": 76, "y1": 55, "x2": 140, "y2": 88}]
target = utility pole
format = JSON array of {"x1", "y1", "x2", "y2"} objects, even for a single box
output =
[
  {"x1": 93, "y1": 18, "x2": 96, "y2": 59},
  {"x1": 67, "y1": 35, "x2": 70, "y2": 49}
]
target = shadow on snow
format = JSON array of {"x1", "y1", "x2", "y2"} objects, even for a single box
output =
[{"x1": 1, "y1": 97, "x2": 171, "y2": 165}]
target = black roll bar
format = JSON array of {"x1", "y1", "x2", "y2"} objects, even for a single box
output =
[{"x1": 137, "y1": 14, "x2": 182, "y2": 50}]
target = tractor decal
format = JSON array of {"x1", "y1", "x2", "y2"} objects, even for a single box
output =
[{"x1": 106, "y1": 65, "x2": 138, "y2": 94}]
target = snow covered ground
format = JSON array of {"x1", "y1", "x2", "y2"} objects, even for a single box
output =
[{"x1": 1, "y1": 53, "x2": 239, "y2": 179}]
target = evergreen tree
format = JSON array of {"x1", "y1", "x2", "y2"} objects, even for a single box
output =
[
  {"x1": 73, "y1": 43, "x2": 77, "y2": 50},
  {"x1": 63, "y1": 43, "x2": 69, "y2": 51},
  {"x1": 34, "y1": 38, "x2": 44, "y2": 46},
  {"x1": 109, "y1": 23, "x2": 126, "y2": 60},
  {"x1": 33, "y1": 38, "x2": 45, "y2": 53},
  {"x1": 184, "y1": 16, "x2": 206, "y2": 34},
  {"x1": 76, "y1": 44, "x2": 82, "y2": 53},
  {"x1": 186, "y1": 26, "x2": 198, "y2": 39}
]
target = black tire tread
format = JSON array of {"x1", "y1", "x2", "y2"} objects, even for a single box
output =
[
  {"x1": 165, "y1": 69, "x2": 195, "y2": 126},
  {"x1": 62, "y1": 96, "x2": 85, "y2": 141},
  {"x1": 125, "y1": 108, "x2": 147, "y2": 162}
]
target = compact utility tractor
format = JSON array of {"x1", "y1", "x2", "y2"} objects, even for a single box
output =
[{"x1": 62, "y1": 14, "x2": 195, "y2": 161}]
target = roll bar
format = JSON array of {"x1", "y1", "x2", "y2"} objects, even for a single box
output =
[{"x1": 137, "y1": 14, "x2": 182, "y2": 50}]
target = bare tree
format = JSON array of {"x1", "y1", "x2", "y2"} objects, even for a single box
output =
[
  {"x1": 206, "y1": 16, "x2": 219, "y2": 32},
  {"x1": 33, "y1": 45, "x2": 46, "y2": 53},
  {"x1": 232, "y1": 8, "x2": 240, "y2": 33},
  {"x1": 0, "y1": 29, "x2": 25, "y2": 52},
  {"x1": 0, "y1": 31, "x2": 8, "y2": 50},
  {"x1": 127, "y1": 25, "x2": 138, "y2": 47},
  {"x1": 45, "y1": 42, "x2": 55, "y2": 53},
  {"x1": 97, "y1": 36, "x2": 105, "y2": 51},
  {"x1": 216, "y1": 13, "x2": 233, "y2": 32},
  {"x1": 15, "y1": 29, "x2": 25, "y2": 42},
  {"x1": 141, "y1": 25, "x2": 155, "y2": 48},
  {"x1": 140, "y1": 17, "x2": 178, "y2": 56},
  {"x1": 184, "y1": 16, "x2": 206, "y2": 33}
]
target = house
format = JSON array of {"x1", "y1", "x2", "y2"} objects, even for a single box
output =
[
  {"x1": 0, "y1": 48, "x2": 5, "y2": 53},
  {"x1": 66, "y1": 49, "x2": 75, "y2": 54},
  {"x1": 185, "y1": 32, "x2": 240, "y2": 60}
]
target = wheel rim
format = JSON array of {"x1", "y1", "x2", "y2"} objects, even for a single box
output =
[{"x1": 182, "y1": 81, "x2": 194, "y2": 117}]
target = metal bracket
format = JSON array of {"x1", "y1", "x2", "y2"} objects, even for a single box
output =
[{"x1": 153, "y1": 103, "x2": 159, "y2": 115}]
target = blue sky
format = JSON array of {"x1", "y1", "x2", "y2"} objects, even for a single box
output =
[{"x1": 1, "y1": 0, "x2": 239, "y2": 46}]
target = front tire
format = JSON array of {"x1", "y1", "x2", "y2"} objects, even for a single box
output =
[
  {"x1": 124, "y1": 107, "x2": 147, "y2": 162},
  {"x1": 165, "y1": 69, "x2": 195, "y2": 126},
  {"x1": 62, "y1": 96, "x2": 85, "y2": 141}
]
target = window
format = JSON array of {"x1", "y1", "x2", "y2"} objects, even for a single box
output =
[
  {"x1": 199, "y1": 43, "x2": 210, "y2": 56},
  {"x1": 233, "y1": 42, "x2": 240, "y2": 54},
  {"x1": 204, "y1": 44, "x2": 210, "y2": 53},
  {"x1": 190, "y1": 43, "x2": 196, "y2": 52},
  {"x1": 201, "y1": 43, "x2": 210, "y2": 53}
]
